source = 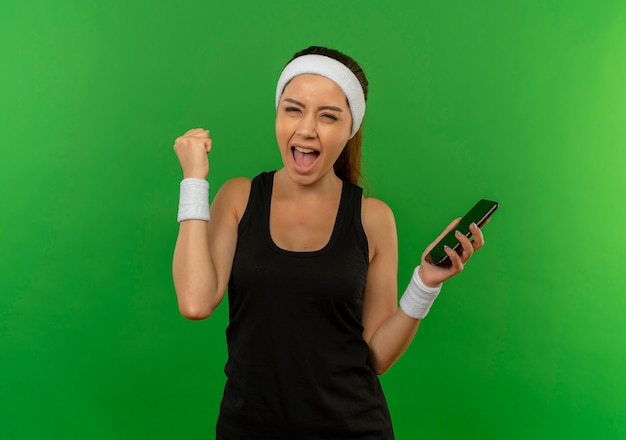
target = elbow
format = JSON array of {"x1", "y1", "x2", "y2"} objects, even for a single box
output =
[
  {"x1": 373, "y1": 363, "x2": 392, "y2": 376},
  {"x1": 176, "y1": 293, "x2": 218, "y2": 321},
  {"x1": 179, "y1": 306, "x2": 213, "y2": 320},
  {"x1": 370, "y1": 357, "x2": 394, "y2": 375}
]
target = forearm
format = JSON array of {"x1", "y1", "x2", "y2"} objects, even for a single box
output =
[
  {"x1": 367, "y1": 309, "x2": 421, "y2": 374},
  {"x1": 367, "y1": 266, "x2": 442, "y2": 374},
  {"x1": 172, "y1": 220, "x2": 220, "y2": 319}
]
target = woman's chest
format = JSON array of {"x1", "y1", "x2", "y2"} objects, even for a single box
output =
[{"x1": 269, "y1": 200, "x2": 339, "y2": 252}]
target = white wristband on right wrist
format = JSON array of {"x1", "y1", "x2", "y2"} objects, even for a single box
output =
[
  {"x1": 177, "y1": 178, "x2": 210, "y2": 222},
  {"x1": 399, "y1": 266, "x2": 442, "y2": 320}
]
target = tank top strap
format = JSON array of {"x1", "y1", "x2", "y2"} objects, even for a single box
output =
[
  {"x1": 347, "y1": 182, "x2": 364, "y2": 227},
  {"x1": 339, "y1": 181, "x2": 369, "y2": 265},
  {"x1": 237, "y1": 171, "x2": 275, "y2": 237}
]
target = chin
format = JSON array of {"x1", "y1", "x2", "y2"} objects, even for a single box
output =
[{"x1": 285, "y1": 167, "x2": 318, "y2": 186}]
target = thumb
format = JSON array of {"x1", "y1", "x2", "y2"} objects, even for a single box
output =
[{"x1": 423, "y1": 217, "x2": 461, "y2": 256}]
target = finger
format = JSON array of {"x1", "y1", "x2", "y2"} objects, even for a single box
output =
[
  {"x1": 192, "y1": 129, "x2": 210, "y2": 137},
  {"x1": 442, "y1": 217, "x2": 462, "y2": 235},
  {"x1": 444, "y1": 244, "x2": 464, "y2": 273},
  {"x1": 184, "y1": 128, "x2": 207, "y2": 136},
  {"x1": 174, "y1": 136, "x2": 210, "y2": 157},
  {"x1": 173, "y1": 136, "x2": 187, "y2": 151},
  {"x1": 455, "y1": 229, "x2": 474, "y2": 261},
  {"x1": 181, "y1": 130, "x2": 210, "y2": 146},
  {"x1": 421, "y1": 218, "x2": 460, "y2": 258},
  {"x1": 469, "y1": 222, "x2": 485, "y2": 250},
  {"x1": 422, "y1": 217, "x2": 462, "y2": 259},
  {"x1": 432, "y1": 217, "x2": 461, "y2": 247},
  {"x1": 190, "y1": 132, "x2": 210, "y2": 142}
]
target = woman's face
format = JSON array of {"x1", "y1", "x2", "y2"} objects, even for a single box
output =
[{"x1": 275, "y1": 74, "x2": 352, "y2": 186}]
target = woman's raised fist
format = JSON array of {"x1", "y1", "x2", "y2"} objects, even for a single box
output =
[{"x1": 173, "y1": 128, "x2": 213, "y2": 179}]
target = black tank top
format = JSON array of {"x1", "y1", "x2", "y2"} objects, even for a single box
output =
[{"x1": 216, "y1": 171, "x2": 394, "y2": 439}]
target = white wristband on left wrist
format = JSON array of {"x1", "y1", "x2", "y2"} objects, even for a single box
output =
[{"x1": 399, "y1": 266, "x2": 442, "y2": 320}]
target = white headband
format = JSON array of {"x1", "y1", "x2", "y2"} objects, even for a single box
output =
[{"x1": 275, "y1": 54, "x2": 366, "y2": 138}]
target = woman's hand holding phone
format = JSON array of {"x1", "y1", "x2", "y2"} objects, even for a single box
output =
[
  {"x1": 418, "y1": 218, "x2": 487, "y2": 288},
  {"x1": 399, "y1": 200, "x2": 495, "y2": 321},
  {"x1": 417, "y1": 199, "x2": 498, "y2": 287}
]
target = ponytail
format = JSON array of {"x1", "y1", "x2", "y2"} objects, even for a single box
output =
[{"x1": 334, "y1": 126, "x2": 363, "y2": 185}]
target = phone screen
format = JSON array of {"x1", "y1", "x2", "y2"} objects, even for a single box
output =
[{"x1": 425, "y1": 199, "x2": 499, "y2": 267}]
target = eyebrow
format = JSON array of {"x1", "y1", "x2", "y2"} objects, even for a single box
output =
[{"x1": 283, "y1": 98, "x2": 344, "y2": 112}]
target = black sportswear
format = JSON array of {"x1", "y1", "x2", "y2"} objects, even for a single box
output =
[{"x1": 216, "y1": 171, "x2": 394, "y2": 439}]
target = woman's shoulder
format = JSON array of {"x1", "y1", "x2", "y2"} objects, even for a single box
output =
[
  {"x1": 213, "y1": 177, "x2": 252, "y2": 221},
  {"x1": 361, "y1": 196, "x2": 396, "y2": 236},
  {"x1": 214, "y1": 170, "x2": 276, "y2": 210},
  {"x1": 360, "y1": 196, "x2": 397, "y2": 261},
  {"x1": 219, "y1": 171, "x2": 274, "y2": 193},
  {"x1": 216, "y1": 176, "x2": 252, "y2": 198},
  {"x1": 220, "y1": 176, "x2": 252, "y2": 190},
  {"x1": 361, "y1": 197, "x2": 394, "y2": 222}
]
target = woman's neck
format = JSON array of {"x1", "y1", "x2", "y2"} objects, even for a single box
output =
[{"x1": 273, "y1": 168, "x2": 342, "y2": 202}]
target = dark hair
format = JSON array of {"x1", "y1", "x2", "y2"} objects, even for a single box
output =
[{"x1": 288, "y1": 46, "x2": 369, "y2": 186}]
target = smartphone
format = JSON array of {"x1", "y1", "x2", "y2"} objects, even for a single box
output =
[{"x1": 425, "y1": 199, "x2": 499, "y2": 267}]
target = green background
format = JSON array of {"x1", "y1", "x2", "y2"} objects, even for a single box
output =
[{"x1": 2, "y1": 0, "x2": 625, "y2": 438}]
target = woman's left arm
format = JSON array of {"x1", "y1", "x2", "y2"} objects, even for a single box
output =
[{"x1": 361, "y1": 198, "x2": 485, "y2": 375}]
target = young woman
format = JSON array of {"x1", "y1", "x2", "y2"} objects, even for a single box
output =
[{"x1": 172, "y1": 46, "x2": 486, "y2": 439}]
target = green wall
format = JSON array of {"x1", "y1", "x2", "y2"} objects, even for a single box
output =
[{"x1": 2, "y1": 1, "x2": 625, "y2": 438}]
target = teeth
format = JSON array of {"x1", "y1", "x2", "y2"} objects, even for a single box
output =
[{"x1": 294, "y1": 146, "x2": 315, "y2": 154}]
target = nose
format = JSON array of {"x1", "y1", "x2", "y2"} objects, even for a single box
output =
[{"x1": 296, "y1": 114, "x2": 316, "y2": 138}]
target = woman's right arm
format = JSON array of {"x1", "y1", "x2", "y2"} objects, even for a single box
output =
[{"x1": 171, "y1": 128, "x2": 250, "y2": 319}]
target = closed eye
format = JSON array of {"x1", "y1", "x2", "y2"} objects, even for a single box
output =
[
  {"x1": 285, "y1": 106, "x2": 301, "y2": 113},
  {"x1": 321, "y1": 113, "x2": 338, "y2": 121}
]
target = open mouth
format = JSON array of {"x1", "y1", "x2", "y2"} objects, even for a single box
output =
[{"x1": 291, "y1": 146, "x2": 320, "y2": 170}]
